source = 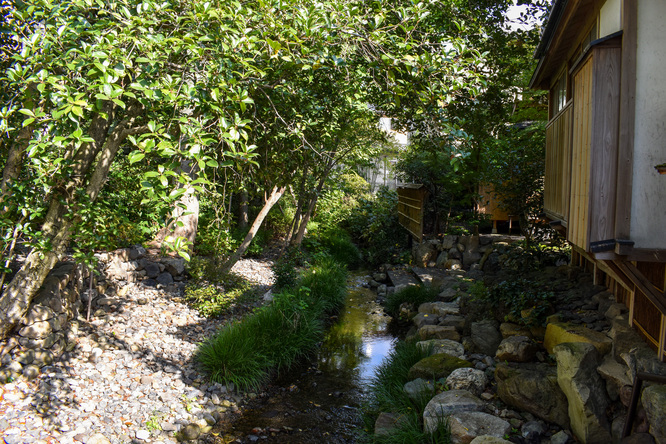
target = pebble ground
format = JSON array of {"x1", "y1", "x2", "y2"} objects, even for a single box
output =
[{"x1": 0, "y1": 258, "x2": 275, "y2": 444}]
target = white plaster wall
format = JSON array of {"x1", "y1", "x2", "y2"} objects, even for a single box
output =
[
  {"x1": 630, "y1": 1, "x2": 666, "y2": 249},
  {"x1": 599, "y1": 0, "x2": 622, "y2": 37}
]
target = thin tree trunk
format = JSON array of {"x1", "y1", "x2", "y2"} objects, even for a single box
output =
[
  {"x1": 0, "y1": 103, "x2": 145, "y2": 339},
  {"x1": 239, "y1": 189, "x2": 249, "y2": 229},
  {"x1": 221, "y1": 185, "x2": 285, "y2": 274},
  {"x1": 292, "y1": 167, "x2": 331, "y2": 247}
]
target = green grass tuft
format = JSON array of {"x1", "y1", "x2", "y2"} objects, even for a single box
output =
[
  {"x1": 196, "y1": 257, "x2": 347, "y2": 391},
  {"x1": 384, "y1": 284, "x2": 440, "y2": 317}
]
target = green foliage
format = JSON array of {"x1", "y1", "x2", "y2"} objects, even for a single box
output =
[
  {"x1": 184, "y1": 257, "x2": 262, "y2": 318},
  {"x1": 499, "y1": 241, "x2": 571, "y2": 272},
  {"x1": 272, "y1": 247, "x2": 306, "y2": 291},
  {"x1": 196, "y1": 258, "x2": 347, "y2": 391},
  {"x1": 472, "y1": 278, "x2": 554, "y2": 327},
  {"x1": 345, "y1": 187, "x2": 407, "y2": 266},
  {"x1": 303, "y1": 227, "x2": 361, "y2": 269},
  {"x1": 385, "y1": 284, "x2": 440, "y2": 318},
  {"x1": 315, "y1": 172, "x2": 371, "y2": 230}
]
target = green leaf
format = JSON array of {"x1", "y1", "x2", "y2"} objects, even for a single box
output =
[{"x1": 129, "y1": 151, "x2": 145, "y2": 164}]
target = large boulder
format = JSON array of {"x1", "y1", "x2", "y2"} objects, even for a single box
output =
[
  {"x1": 413, "y1": 312, "x2": 440, "y2": 329},
  {"x1": 470, "y1": 437, "x2": 513, "y2": 444},
  {"x1": 449, "y1": 412, "x2": 511, "y2": 444},
  {"x1": 419, "y1": 301, "x2": 461, "y2": 316},
  {"x1": 446, "y1": 367, "x2": 488, "y2": 396},
  {"x1": 495, "y1": 336, "x2": 538, "y2": 363},
  {"x1": 417, "y1": 339, "x2": 465, "y2": 359},
  {"x1": 553, "y1": 342, "x2": 611, "y2": 443},
  {"x1": 471, "y1": 320, "x2": 502, "y2": 356},
  {"x1": 495, "y1": 362, "x2": 569, "y2": 428},
  {"x1": 544, "y1": 322, "x2": 612, "y2": 356},
  {"x1": 642, "y1": 384, "x2": 666, "y2": 443},
  {"x1": 408, "y1": 353, "x2": 472, "y2": 381},
  {"x1": 596, "y1": 354, "x2": 632, "y2": 401},
  {"x1": 423, "y1": 390, "x2": 484, "y2": 433},
  {"x1": 413, "y1": 240, "x2": 439, "y2": 267},
  {"x1": 499, "y1": 322, "x2": 533, "y2": 339}
]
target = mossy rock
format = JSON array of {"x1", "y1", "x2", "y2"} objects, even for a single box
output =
[{"x1": 408, "y1": 353, "x2": 472, "y2": 381}]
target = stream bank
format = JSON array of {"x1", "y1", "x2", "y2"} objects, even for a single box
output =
[{"x1": 213, "y1": 274, "x2": 397, "y2": 443}]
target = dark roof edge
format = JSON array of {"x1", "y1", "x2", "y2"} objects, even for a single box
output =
[{"x1": 533, "y1": 0, "x2": 569, "y2": 59}]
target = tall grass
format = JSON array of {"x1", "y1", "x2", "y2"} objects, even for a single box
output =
[
  {"x1": 384, "y1": 284, "x2": 440, "y2": 317},
  {"x1": 361, "y1": 340, "x2": 450, "y2": 444},
  {"x1": 196, "y1": 256, "x2": 347, "y2": 391}
]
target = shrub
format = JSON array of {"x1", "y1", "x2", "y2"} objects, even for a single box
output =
[
  {"x1": 344, "y1": 187, "x2": 407, "y2": 266},
  {"x1": 471, "y1": 278, "x2": 554, "y2": 327},
  {"x1": 384, "y1": 284, "x2": 440, "y2": 318}
]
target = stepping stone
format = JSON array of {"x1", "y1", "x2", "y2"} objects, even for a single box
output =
[
  {"x1": 412, "y1": 267, "x2": 450, "y2": 287},
  {"x1": 387, "y1": 269, "x2": 420, "y2": 290}
]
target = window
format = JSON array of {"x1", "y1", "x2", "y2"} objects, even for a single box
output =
[{"x1": 552, "y1": 74, "x2": 567, "y2": 115}]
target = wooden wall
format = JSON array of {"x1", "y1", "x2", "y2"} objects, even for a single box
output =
[
  {"x1": 544, "y1": 103, "x2": 573, "y2": 222},
  {"x1": 569, "y1": 57, "x2": 593, "y2": 249}
]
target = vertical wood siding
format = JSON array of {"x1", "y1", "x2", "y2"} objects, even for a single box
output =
[
  {"x1": 569, "y1": 57, "x2": 593, "y2": 249},
  {"x1": 544, "y1": 103, "x2": 573, "y2": 222}
]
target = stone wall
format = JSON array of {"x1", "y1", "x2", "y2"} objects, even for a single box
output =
[{"x1": 0, "y1": 246, "x2": 187, "y2": 382}]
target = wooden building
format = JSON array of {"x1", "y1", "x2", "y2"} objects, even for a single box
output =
[
  {"x1": 476, "y1": 183, "x2": 512, "y2": 234},
  {"x1": 531, "y1": 0, "x2": 666, "y2": 359}
]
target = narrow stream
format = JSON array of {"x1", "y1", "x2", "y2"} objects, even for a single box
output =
[{"x1": 214, "y1": 274, "x2": 396, "y2": 443}]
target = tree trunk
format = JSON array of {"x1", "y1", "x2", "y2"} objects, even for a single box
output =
[
  {"x1": 221, "y1": 185, "x2": 285, "y2": 274},
  {"x1": 239, "y1": 189, "x2": 249, "y2": 229},
  {"x1": 292, "y1": 169, "x2": 330, "y2": 247},
  {"x1": 0, "y1": 103, "x2": 145, "y2": 339}
]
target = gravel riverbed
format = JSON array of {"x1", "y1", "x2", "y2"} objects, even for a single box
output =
[{"x1": 0, "y1": 258, "x2": 275, "y2": 444}]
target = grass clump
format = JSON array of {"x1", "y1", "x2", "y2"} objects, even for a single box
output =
[
  {"x1": 196, "y1": 256, "x2": 347, "y2": 391},
  {"x1": 384, "y1": 284, "x2": 440, "y2": 318},
  {"x1": 360, "y1": 340, "x2": 450, "y2": 444}
]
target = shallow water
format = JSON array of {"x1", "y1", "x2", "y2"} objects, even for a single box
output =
[{"x1": 216, "y1": 274, "x2": 396, "y2": 443}]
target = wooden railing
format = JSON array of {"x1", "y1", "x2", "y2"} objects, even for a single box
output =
[{"x1": 544, "y1": 102, "x2": 573, "y2": 223}]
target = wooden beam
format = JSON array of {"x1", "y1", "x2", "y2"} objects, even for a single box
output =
[
  {"x1": 613, "y1": 259, "x2": 666, "y2": 316},
  {"x1": 615, "y1": 0, "x2": 637, "y2": 239}
]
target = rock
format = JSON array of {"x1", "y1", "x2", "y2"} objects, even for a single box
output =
[
  {"x1": 408, "y1": 353, "x2": 472, "y2": 380},
  {"x1": 17, "y1": 350, "x2": 35, "y2": 365},
  {"x1": 162, "y1": 257, "x2": 186, "y2": 276},
  {"x1": 550, "y1": 430, "x2": 573, "y2": 444},
  {"x1": 449, "y1": 411, "x2": 511, "y2": 444},
  {"x1": 471, "y1": 320, "x2": 502, "y2": 356},
  {"x1": 436, "y1": 251, "x2": 449, "y2": 268},
  {"x1": 499, "y1": 322, "x2": 533, "y2": 339},
  {"x1": 440, "y1": 315, "x2": 466, "y2": 332},
  {"x1": 87, "y1": 433, "x2": 112, "y2": 444},
  {"x1": 423, "y1": 390, "x2": 484, "y2": 433},
  {"x1": 413, "y1": 312, "x2": 440, "y2": 329},
  {"x1": 544, "y1": 322, "x2": 612, "y2": 356},
  {"x1": 521, "y1": 420, "x2": 547, "y2": 441},
  {"x1": 470, "y1": 437, "x2": 513, "y2": 444},
  {"x1": 463, "y1": 250, "x2": 483, "y2": 268},
  {"x1": 418, "y1": 325, "x2": 461, "y2": 342},
  {"x1": 22, "y1": 364, "x2": 40, "y2": 380},
  {"x1": 621, "y1": 433, "x2": 656, "y2": 444},
  {"x1": 419, "y1": 301, "x2": 460, "y2": 316},
  {"x1": 446, "y1": 368, "x2": 488, "y2": 396},
  {"x1": 135, "y1": 429, "x2": 150, "y2": 440},
  {"x1": 403, "y1": 378, "x2": 435, "y2": 402},
  {"x1": 374, "y1": 412, "x2": 408, "y2": 436},
  {"x1": 495, "y1": 362, "x2": 569, "y2": 428},
  {"x1": 553, "y1": 342, "x2": 611, "y2": 443},
  {"x1": 181, "y1": 423, "x2": 201, "y2": 441},
  {"x1": 597, "y1": 354, "x2": 632, "y2": 401},
  {"x1": 129, "y1": 246, "x2": 146, "y2": 260},
  {"x1": 32, "y1": 349, "x2": 54, "y2": 367},
  {"x1": 156, "y1": 272, "x2": 174, "y2": 286},
  {"x1": 414, "y1": 241, "x2": 439, "y2": 267},
  {"x1": 23, "y1": 305, "x2": 56, "y2": 324},
  {"x1": 438, "y1": 287, "x2": 458, "y2": 302},
  {"x1": 495, "y1": 336, "x2": 538, "y2": 363},
  {"x1": 18, "y1": 319, "x2": 55, "y2": 339},
  {"x1": 641, "y1": 384, "x2": 666, "y2": 443},
  {"x1": 446, "y1": 259, "x2": 463, "y2": 270},
  {"x1": 441, "y1": 236, "x2": 458, "y2": 251},
  {"x1": 417, "y1": 339, "x2": 465, "y2": 359},
  {"x1": 143, "y1": 262, "x2": 160, "y2": 279},
  {"x1": 605, "y1": 302, "x2": 628, "y2": 320}
]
